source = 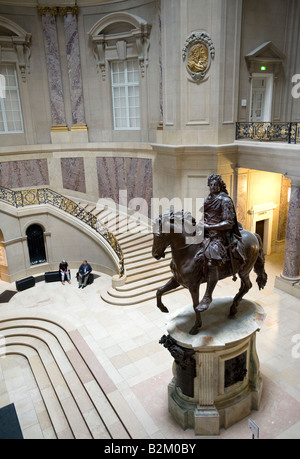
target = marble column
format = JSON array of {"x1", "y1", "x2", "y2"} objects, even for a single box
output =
[
  {"x1": 38, "y1": 7, "x2": 67, "y2": 131},
  {"x1": 282, "y1": 177, "x2": 300, "y2": 280},
  {"x1": 61, "y1": 7, "x2": 87, "y2": 131},
  {"x1": 157, "y1": 0, "x2": 163, "y2": 128}
]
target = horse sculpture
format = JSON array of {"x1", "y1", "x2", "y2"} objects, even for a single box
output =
[{"x1": 152, "y1": 210, "x2": 267, "y2": 335}]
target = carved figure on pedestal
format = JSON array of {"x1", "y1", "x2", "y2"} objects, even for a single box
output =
[{"x1": 152, "y1": 174, "x2": 267, "y2": 335}]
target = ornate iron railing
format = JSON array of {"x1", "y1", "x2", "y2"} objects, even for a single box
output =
[
  {"x1": 0, "y1": 187, "x2": 125, "y2": 277},
  {"x1": 236, "y1": 122, "x2": 300, "y2": 143}
]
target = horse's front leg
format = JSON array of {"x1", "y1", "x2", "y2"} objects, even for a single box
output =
[
  {"x1": 189, "y1": 285, "x2": 202, "y2": 335},
  {"x1": 156, "y1": 277, "x2": 180, "y2": 313},
  {"x1": 196, "y1": 262, "x2": 218, "y2": 313}
]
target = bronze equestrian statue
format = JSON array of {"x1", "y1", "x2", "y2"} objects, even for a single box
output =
[{"x1": 152, "y1": 174, "x2": 267, "y2": 335}]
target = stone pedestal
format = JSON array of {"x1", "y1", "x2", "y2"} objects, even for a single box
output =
[{"x1": 162, "y1": 297, "x2": 265, "y2": 436}]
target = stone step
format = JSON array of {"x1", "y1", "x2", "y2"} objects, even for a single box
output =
[
  {"x1": 125, "y1": 249, "x2": 171, "y2": 266},
  {"x1": 100, "y1": 281, "x2": 183, "y2": 306},
  {"x1": 115, "y1": 271, "x2": 173, "y2": 292},
  {"x1": 3, "y1": 333, "x2": 108, "y2": 439},
  {"x1": 122, "y1": 242, "x2": 153, "y2": 257},
  {"x1": 125, "y1": 254, "x2": 172, "y2": 272},
  {"x1": 126, "y1": 251, "x2": 172, "y2": 269},
  {"x1": 125, "y1": 265, "x2": 172, "y2": 284},
  {"x1": 95, "y1": 209, "x2": 116, "y2": 223},
  {"x1": 4, "y1": 342, "x2": 74, "y2": 439},
  {"x1": 117, "y1": 230, "x2": 152, "y2": 244},
  {"x1": 107, "y1": 276, "x2": 183, "y2": 300},
  {"x1": 0, "y1": 318, "x2": 130, "y2": 439},
  {"x1": 100, "y1": 287, "x2": 155, "y2": 305},
  {"x1": 124, "y1": 246, "x2": 153, "y2": 260},
  {"x1": 125, "y1": 258, "x2": 171, "y2": 277}
]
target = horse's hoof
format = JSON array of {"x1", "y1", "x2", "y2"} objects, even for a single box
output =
[
  {"x1": 228, "y1": 313, "x2": 236, "y2": 319},
  {"x1": 196, "y1": 304, "x2": 209, "y2": 313},
  {"x1": 189, "y1": 324, "x2": 202, "y2": 335},
  {"x1": 158, "y1": 305, "x2": 169, "y2": 313}
]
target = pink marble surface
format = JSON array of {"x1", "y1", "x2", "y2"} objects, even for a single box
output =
[
  {"x1": 0, "y1": 159, "x2": 49, "y2": 188},
  {"x1": 97, "y1": 157, "x2": 153, "y2": 217},
  {"x1": 41, "y1": 13, "x2": 66, "y2": 126},
  {"x1": 61, "y1": 157, "x2": 86, "y2": 193},
  {"x1": 63, "y1": 13, "x2": 86, "y2": 126}
]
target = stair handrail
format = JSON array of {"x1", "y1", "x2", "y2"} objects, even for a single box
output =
[{"x1": 0, "y1": 186, "x2": 124, "y2": 277}]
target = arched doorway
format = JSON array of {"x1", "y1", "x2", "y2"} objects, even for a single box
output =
[{"x1": 26, "y1": 224, "x2": 47, "y2": 265}]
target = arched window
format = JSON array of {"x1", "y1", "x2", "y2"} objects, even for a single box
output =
[
  {"x1": 88, "y1": 12, "x2": 151, "y2": 80},
  {"x1": 26, "y1": 224, "x2": 46, "y2": 265}
]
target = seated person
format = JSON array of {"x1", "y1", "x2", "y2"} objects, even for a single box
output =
[
  {"x1": 59, "y1": 260, "x2": 71, "y2": 285},
  {"x1": 77, "y1": 260, "x2": 92, "y2": 289}
]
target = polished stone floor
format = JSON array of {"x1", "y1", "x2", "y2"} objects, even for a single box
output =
[{"x1": 0, "y1": 253, "x2": 299, "y2": 439}]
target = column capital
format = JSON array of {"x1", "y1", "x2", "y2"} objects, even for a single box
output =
[
  {"x1": 37, "y1": 6, "x2": 78, "y2": 17},
  {"x1": 37, "y1": 6, "x2": 58, "y2": 16},
  {"x1": 59, "y1": 6, "x2": 79, "y2": 17}
]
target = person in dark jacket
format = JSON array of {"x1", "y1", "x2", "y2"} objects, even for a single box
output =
[
  {"x1": 78, "y1": 260, "x2": 92, "y2": 289},
  {"x1": 59, "y1": 260, "x2": 71, "y2": 285}
]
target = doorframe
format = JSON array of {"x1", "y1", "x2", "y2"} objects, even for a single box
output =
[
  {"x1": 249, "y1": 202, "x2": 277, "y2": 255},
  {"x1": 249, "y1": 73, "x2": 274, "y2": 122}
]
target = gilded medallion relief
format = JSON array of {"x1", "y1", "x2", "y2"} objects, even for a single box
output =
[{"x1": 183, "y1": 32, "x2": 215, "y2": 81}]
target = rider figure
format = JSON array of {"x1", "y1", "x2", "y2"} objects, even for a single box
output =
[{"x1": 195, "y1": 174, "x2": 245, "y2": 312}]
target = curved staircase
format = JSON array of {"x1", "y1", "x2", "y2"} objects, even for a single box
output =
[{"x1": 76, "y1": 200, "x2": 182, "y2": 306}]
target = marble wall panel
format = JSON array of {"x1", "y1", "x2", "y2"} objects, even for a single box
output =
[
  {"x1": 63, "y1": 13, "x2": 86, "y2": 126},
  {"x1": 0, "y1": 159, "x2": 49, "y2": 189},
  {"x1": 41, "y1": 13, "x2": 66, "y2": 126},
  {"x1": 61, "y1": 157, "x2": 86, "y2": 193},
  {"x1": 277, "y1": 175, "x2": 290, "y2": 241},
  {"x1": 236, "y1": 173, "x2": 248, "y2": 229},
  {"x1": 97, "y1": 157, "x2": 153, "y2": 217}
]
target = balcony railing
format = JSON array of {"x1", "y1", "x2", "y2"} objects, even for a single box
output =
[
  {"x1": 236, "y1": 122, "x2": 300, "y2": 143},
  {"x1": 0, "y1": 187, "x2": 124, "y2": 277}
]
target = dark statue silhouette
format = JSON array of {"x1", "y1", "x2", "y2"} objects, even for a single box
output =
[{"x1": 152, "y1": 174, "x2": 267, "y2": 335}]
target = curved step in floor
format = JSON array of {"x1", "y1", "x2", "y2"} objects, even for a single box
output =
[
  {"x1": 114, "y1": 271, "x2": 173, "y2": 292},
  {"x1": 0, "y1": 317, "x2": 131, "y2": 439},
  {"x1": 106, "y1": 278, "x2": 183, "y2": 300},
  {"x1": 100, "y1": 282, "x2": 183, "y2": 306}
]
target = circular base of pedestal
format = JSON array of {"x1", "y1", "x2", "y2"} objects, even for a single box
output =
[
  {"x1": 167, "y1": 297, "x2": 266, "y2": 349},
  {"x1": 165, "y1": 298, "x2": 266, "y2": 436}
]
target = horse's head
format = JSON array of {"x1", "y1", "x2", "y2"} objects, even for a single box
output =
[{"x1": 152, "y1": 210, "x2": 197, "y2": 260}]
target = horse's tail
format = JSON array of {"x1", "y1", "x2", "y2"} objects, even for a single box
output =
[{"x1": 254, "y1": 233, "x2": 268, "y2": 290}]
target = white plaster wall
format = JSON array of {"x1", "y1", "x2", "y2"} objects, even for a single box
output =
[{"x1": 0, "y1": 202, "x2": 118, "y2": 282}]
